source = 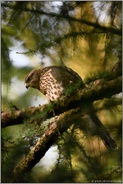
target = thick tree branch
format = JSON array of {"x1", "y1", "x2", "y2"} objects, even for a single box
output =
[
  {"x1": 2, "y1": 75, "x2": 122, "y2": 128},
  {"x1": 13, "y1": 107, "x2": 83, "y2": 181}
]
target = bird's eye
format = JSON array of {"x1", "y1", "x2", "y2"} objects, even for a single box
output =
[
  {"x1": 27, "y1": 75, "x2": 32, "y2": 82},
  {"x1": 28, "y1": 76, "x2": 31, "y2": 81}
]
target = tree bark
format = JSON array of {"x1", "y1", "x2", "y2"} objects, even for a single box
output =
[
  {"x1": 2, "y1": 75, "x2": 122, "y2": 128},
  {"x1": 13, "y1": 107, "x2": 82, "y2": 182}
]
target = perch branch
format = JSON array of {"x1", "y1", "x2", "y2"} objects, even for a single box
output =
[
  {"x1": 1, "y1": 76, "x2": 122, "y2": 128},
  {"x1": 1, "y1": 76, "x2": 122, "y2": 127}
]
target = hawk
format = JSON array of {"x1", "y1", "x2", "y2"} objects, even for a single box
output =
[{"x1": 25, "y1": 65, "x2": 117, "y2": 150}]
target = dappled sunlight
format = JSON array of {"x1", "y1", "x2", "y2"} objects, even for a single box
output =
[{"x1": 1, "y1": 1, "x2": 122, "y2": 183}]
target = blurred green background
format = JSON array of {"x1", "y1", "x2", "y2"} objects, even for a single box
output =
[{"x1": 1, "y1": 1, "x2": 122, "y2": 183}]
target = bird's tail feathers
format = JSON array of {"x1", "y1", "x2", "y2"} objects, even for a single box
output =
[
  {"x1": 88, "y1": 110, "x2": 118, "y2": 150},
  {"x1": 100, "y1": 130, "x2": 118, "y2": 150}
]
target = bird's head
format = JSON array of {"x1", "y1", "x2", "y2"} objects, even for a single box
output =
[{"x1": 25, "y1": 69, "x2": 40, "y2": 90}]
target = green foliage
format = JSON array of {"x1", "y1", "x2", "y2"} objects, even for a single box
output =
[{"x1": 1, "y1": 1, "x2": 122, "y2": 183}]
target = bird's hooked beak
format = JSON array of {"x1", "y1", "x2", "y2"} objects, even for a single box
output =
[{"x1": 25, "y1": 83, "x2": 30, "y2": 89}]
